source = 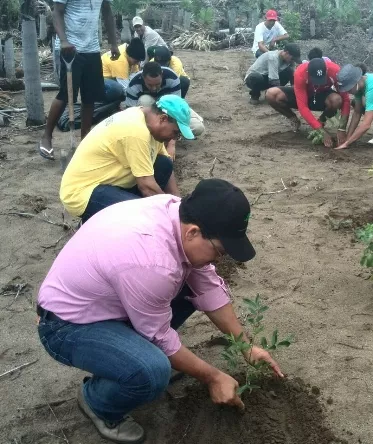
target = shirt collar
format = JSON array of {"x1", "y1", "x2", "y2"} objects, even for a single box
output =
[{"x1": 168, "y1": 200, "x2": 191, "y2": 266}]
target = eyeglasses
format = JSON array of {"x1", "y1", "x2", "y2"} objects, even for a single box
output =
[{"x1": 209, "y1": 238, "x2": 225, "y2": 258}]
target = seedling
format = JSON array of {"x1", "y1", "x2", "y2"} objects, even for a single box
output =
[
  {"x1": 222, "y1": 294, "x2": 293, "y2": 395},
  {"x1": 307, "y1": 129, "x2": 324, "y2": 145},
  {"x1": 356, "y1": 223, "x2": 373, "y2": 273}
]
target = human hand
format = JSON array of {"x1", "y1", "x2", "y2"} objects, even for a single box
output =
[
  {"x1": 335, "y1": 142, "x2": 349, "y2": 150},
  {"x1": 337, "y1": 130, "x2": 347, "y2": 145},
  {"x1": 244, "y1": 345, "x2": 284, "y2": 378},
  {"x1": 207, "y1": 371, "x2": 245, "y2": 411},
  {"x1": 110, "y1": 45, "x2": 120, "y2": 60},
  {"x1": 60, "y1": 40, "x2": 76, "y2": 56},
  {"x1": 323, "y1": 130, "x2": 334, "y2": 148}
]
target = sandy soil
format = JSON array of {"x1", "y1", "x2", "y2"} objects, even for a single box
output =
[{"x1": 1, "y1": 48, "x2": 373, "y2": 444}]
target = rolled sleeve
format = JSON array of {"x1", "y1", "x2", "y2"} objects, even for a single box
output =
[
  {"x1": 186, "y1": 264, "x2": 231, "y2": 312},
  {"x1": 111, "y1": 266, "x2": 182, "y2": 356}
]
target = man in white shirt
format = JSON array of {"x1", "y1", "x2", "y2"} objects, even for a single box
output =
[
  {"x1": 132, "y1": 16, "x2": 167, "y2": 63},
  {"x1": 252, "y1": 10, "x2": 289, "y2": 58}
]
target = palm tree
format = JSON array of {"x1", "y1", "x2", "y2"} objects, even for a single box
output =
[{"x1": 21, "y1": 0, "x2": 45, "y2": 125}]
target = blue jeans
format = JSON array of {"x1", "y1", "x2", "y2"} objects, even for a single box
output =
[
  {"x1": 38, "y1": 285, "x2": 195, "y2": 422},
  {"x1": 81, "y1": 154, "x2": 173, "y2": 223},
  {"x1": 104, "y1": 78, "x2": 125, "y2": 103}
]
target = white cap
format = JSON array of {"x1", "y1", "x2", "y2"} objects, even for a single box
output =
[{"x1": 132, "y1": 16, "x2": 143, "y2": 26}]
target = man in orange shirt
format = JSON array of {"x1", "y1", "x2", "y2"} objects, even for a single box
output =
[{"x1": 266, "y1": 58, "x2": 350, "y2": 147}]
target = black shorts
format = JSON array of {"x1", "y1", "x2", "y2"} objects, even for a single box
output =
[
  {"x1": 279, "y1": 86, "x2": 335, "y2": 111},
  {"x1": 56, "y1": 52, "x2": 105, "y2": 104}
]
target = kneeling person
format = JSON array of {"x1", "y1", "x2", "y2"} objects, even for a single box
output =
[
  {"x1": 245, "y1": 43, "x2": 301, "y2": 105},
  {"x1": 101, "y1": 38, "x2": 145, "y2": 102},
  {"x1": 60, "y1": 95, "x2": 194, "y2": 223},
  {"x1": 151, "y1": 46, "x2": 190, "y2": 98},
  {"x1": 266, "y1": 58, "x2": 350, "y2": 147}
]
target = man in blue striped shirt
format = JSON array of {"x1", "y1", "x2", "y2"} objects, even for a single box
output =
[{"x1": 124, "y1": 62, "x2": 204, "y2": 146}]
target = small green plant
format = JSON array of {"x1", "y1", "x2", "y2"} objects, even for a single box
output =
[
  {"x1": 281, "y1": 11, "x2": 301, "y2": 41},
  {"x1": 356, "y1": 224, "x2": 373, "y2": 271},
  {"x1": 307, "y1": 129, "x2": 324, "y2": 145},
  {"x1": 198, "y1": 7, "x2": 214, "y2": 28},
  {"x1": 222, "y1": 294, "x2": 293, "y2": 395}
]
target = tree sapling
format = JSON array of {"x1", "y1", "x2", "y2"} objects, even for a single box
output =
[{"x1": 222, "y1": 294, "x2": 293, "y2": 395}]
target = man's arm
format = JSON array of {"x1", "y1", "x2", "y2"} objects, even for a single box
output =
[
  {"x1": 268, "y1": 55, "x2": 280, "y2": 86},
  {"x1": 347, "y1": 99, "x2": 363, "y2": 138},
  {"x1": 258, "y1": 41, "x2": 268, "y2": 53},
  {"x1": 125, "y1": 76, "x2": 142, "y2": 107},
  {"x1": 294, "y1": 69, "x2": 323, "y2": 129},
  {"x1": 338, "y1": 111, "x2": 373, "y2": 148},
  {"x1": 206, "y1": 303, "x2": 283, "y2": 377},
  {"x1": 163, "y1": 171, "x2": 179, "y2": 196},
  {"x1": 101, "y1": 1, "x2": 119, "y2": 59},
  {"x1": 53, "y1": 3, "x2": 70, "y2": 47},
  {"x1": 136, "y1": 176, "x2": 164, "y2": 197}
]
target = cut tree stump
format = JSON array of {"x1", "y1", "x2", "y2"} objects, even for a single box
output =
[{"x1": 0, "y1": 78, "x2": 25, "y2": 91}]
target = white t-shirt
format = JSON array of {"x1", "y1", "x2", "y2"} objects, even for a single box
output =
[
  {"x1": 252, "y1": 21, "x2": 287, "y2": 54},
  {"x1": 54, "y1": 0, "x2": 111, "y2": 53}
]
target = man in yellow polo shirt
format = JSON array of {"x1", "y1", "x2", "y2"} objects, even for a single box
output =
[
  {"x1": 60, "y1": 95, "x2": 194, "y2": 222},
  {"x1": 101, "y1": 38, "x2": 145, "y2": 102},
  {"x1": 150, "y1": 46, "x2": 190, "y2": 98}
]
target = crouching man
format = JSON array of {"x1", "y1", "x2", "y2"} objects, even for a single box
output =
[{"x1": 37, "y1": 178, "x2": 283, "y2": 444}]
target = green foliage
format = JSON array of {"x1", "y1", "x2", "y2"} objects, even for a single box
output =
[
  {"x1": 307, "y1": 129, "x2": 324, "y2": 145},
  {"x1": 111, "y1": 0, "x2": 144, "y2": 16},
  {"x1": 222, "y1": 294, "x2": 293, "y2": 396},
  {"x1": 281, "y1": 10, "x2": 301, "y2": 42},
  {"x1": 316, "y1": 0, "x2": 361, "y2": 27},
  {"x1": 356, "y1": 224, "x2": 373, "y2": 270},
  {"x1": 1, "y1": 0, "x2": 20, "y2": 29},
  {"x1": 198, "y1": 7, "x2": 214, "y2": 28}
]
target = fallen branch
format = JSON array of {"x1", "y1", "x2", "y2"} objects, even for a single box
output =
[
  {"x1": 0, "y1": 211, "x2": 71, "y2": 230},
  {"x1": 0, "y1": 359, "x2": 38, "y2": 380},
  {"x1": 209, "y1": 157, "x2": 217, "y2": 177},
  {"x1": 47, "y1": 403, "x2": 70, "y2": 444},
  {"x1": 252, "y1": 178, "x2": 288, "y2": 206}
]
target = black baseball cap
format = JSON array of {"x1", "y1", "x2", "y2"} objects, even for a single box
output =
[
  {"x1": 153, "y1": 46, "x2": 172, "y2": 63},
  {"x1": 308, "y1": 58, "x2": 327, "y2": 85},
  {"x1": 181, "y1": 179, "x2": 256, "y2": 262},
  {"x1": 284, "y1": 43, "x2": 301, "y2": 64}
]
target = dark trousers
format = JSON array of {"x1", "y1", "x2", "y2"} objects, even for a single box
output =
[
  {"x1": 81, "y1": 154, "x2": 173, "y2": 223},
  {"x1": 255, "y1": 49, "x2": 265, "y2": 58},
  {"x1": 37, "y1": 284, "x2": 195, "y2": 423},
  {"x1": 180, "y1": 76, "x2": 190, "y2": 98},
  {"x1": 245, "y1": 67, "x2": 294, "y2": 100}
]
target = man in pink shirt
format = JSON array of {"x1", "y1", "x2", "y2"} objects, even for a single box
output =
[{"x1": 37, "y1": 179, "x2": 283, "y2": 444}]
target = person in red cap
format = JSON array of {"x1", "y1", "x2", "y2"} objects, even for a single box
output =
[
  {"x1": 252, "y1": 10, "x2": 289, "y2": 58},
  {"x1": 266, "y1": 58, "x2": 350, "y2": 148}
]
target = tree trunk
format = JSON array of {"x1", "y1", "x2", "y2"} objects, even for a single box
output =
[
  {"x1": 178, "y1": 9, "x2": 184, "y2": 26},
  {"x1": 4, "y1": 37, "x2": 15, "y2": 79},
  {"x1": 228, "y1": 8, "x2": 236, "y2": 34},
  {"x1": 251, "y1": 8, "x2": 259, "y2": 29},
  {"x1": 169, "y1": 8, "x2": 178, "y2": 31},
  {"x1": 22, "y1": 17, "x2": 45, "y2": 125},
  {"x1": 121, "y1": 17, "x2": 131, "y2": 43},
  {"x1": 39, "y1": 14, "x2": 47, "y2": 40}
]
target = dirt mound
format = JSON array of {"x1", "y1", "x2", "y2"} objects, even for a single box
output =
[{"x1": 165, "y1": 377, "x2": 346, "y2": 444}]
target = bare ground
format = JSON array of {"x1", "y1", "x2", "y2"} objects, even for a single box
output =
[{"x1": 1, "y1": 48, "x2": 373, "y2": 444}]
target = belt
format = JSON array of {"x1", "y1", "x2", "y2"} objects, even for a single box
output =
[{"x1": 36, "y1": 304, "x2": 63, "y2": 322}]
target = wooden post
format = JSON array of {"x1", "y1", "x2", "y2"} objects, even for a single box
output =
[
  {"x1": 178, "y1": 8, "x2": 184, "y2": 26},
  {"x1": 121, "y1": 17, "x2": 131, "y2": 43},
  {"x1": 228, "y1": 8, "x2": 236, "y2": 34},
  {"x1": 251, "y1": 8, "x2": 259, "y2": 29},
  {"x1": 4, "y1": 36, "x2": 15, "y2": 79},
  {"x1": 287, "y1": 0, "x2": 294, "y2": 10},
  {"x1": 39, "y1": 13, "x2": 47, "y2": 41},
  {"x1": 161, "y1": 13, "x2": 169, "y2": 32},
  {"x1": 169, "y1": 7, "x2": 178, "y2": 31},
  {"x1": 183, "y1": 10, "x2": 191, "y2": 30},
  {"x1": 310, "y1": 19, "x2": 315, "y2": 38}
]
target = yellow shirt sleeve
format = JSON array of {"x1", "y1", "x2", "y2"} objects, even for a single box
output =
[{"x1": 120, "y1": 136, "x2": 155, "y2": 178}]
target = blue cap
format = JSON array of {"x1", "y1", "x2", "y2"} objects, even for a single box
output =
[{"x1": 156, "y1": 95, "x2": 194, "y2": 140}]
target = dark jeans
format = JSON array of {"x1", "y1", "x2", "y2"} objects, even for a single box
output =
[
  {"x1": 81, "y1": 154, "x2": 173, "y2": 223},
  {"x1": 38, "y1": 285, "x2": 195, "y2": 423},
  {"x1": 255, "y1": 49, "x2": 264, "y2": 58},
  {"x1": 104, "y1": 78, "x2": 125, "y2": 103},
  {"x1": 245, "y1": 67, "x2": 294, "y2": 100},
  {"x1": 180, "y1": 75, "x2": 190, "y2": 98}
]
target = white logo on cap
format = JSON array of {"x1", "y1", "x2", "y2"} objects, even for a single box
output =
[{"x1": 317, "y1": 69, "x2": 323, "y2": 76}]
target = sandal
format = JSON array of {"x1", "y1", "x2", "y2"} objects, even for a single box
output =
[{"x1": 38, "y1": 141, "x2": 55, "y2": 160}]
